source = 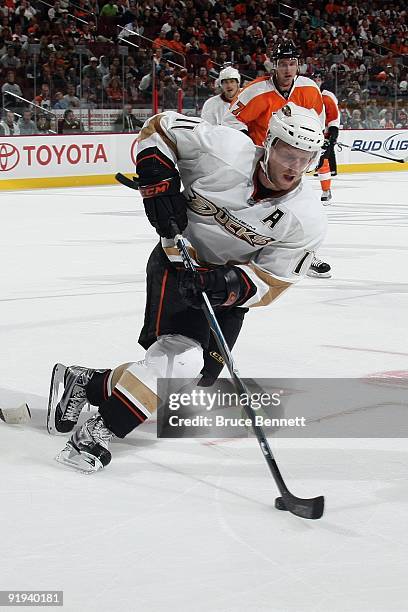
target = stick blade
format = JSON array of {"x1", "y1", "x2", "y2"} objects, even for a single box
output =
[
  {"x1": 281, "y1": 491, "x2": 325, "y2": 520},
  {"x1": 115, "y1": 173, "x2": 139, "y2": 190},
  {"x1": 0, "y1": 403, "x2": 31, "y2": 425}
]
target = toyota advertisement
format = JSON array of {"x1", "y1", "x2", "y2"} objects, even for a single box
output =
[{"x1": 0, "y1": 134, "x2": 138, "y2": 187}]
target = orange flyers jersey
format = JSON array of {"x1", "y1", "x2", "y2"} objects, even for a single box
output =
[
  {"x1": 222, "y1": 75, "x2": 325, "y2": 145},
  {"x1": 322, "y1": 89, "x2": 340, "y2": 129}
]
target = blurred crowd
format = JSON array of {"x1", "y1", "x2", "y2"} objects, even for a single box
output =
[{"x1": 0, "y1": 0, "x2": 407, "y2": 133}]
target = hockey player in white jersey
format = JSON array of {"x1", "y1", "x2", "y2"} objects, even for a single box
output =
[
  {"x1": 49, "y1": 103, "x2": 326, "y2": 473},
  {"x1": 200, "y1": 66, "x2": 241, "y2": 125}
]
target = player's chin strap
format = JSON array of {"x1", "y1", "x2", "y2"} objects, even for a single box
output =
[
  {"x1": 260, "y1": 136, "x2": 274, "y2": 184},
  {"x1": 170, "y1": 220, "x2": 324, "y2": 521}
]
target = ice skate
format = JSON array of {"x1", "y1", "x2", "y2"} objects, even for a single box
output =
[
  {"x1": 321, "y1": 189, "x2": 332, "y2": 204},
  {"x1": 47, "y1": 364, "x2": 102, "y2": 435},
  {"x1": 55, "y1": 413, "x2": 113, "y2": 474},
  {"x1": 307, "y1": 256, "x2": 332, "y2": 279}
]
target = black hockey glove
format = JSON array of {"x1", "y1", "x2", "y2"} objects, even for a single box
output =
[
  {"x1": 177, "y1": 266, "x2": 256, "y2": 309},
  {"x1": 323, "y1": 126, "x2": 338, "y2": 159},
  {"x1": 140, "y1": 175, "x2": 188, "y2": 239}
]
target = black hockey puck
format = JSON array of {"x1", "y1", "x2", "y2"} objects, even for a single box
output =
[{"x1": 275, "y1": 496, "x2": 288, "y2": 511}]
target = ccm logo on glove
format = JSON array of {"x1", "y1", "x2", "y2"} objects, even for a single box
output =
[{"x1": 140, "y1": 181, "x2": 171, "y2": 198}]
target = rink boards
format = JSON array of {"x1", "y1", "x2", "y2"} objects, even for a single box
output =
[{"x1": 0, "y1": 128, "x2": 406, "y2": 190}]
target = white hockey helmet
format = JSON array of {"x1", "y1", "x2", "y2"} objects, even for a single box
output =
[
  {"x1": 261, "y1": 103, "x2": 324, "y2": 180},
  {"x1": 218, "y1": 66, "x2": 241, "y2": 83},
  {"x1": 265, "y1": 103, "x2": 324, "y2": 152}
]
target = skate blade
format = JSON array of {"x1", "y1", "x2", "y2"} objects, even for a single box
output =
[
  {"x1": 306, "y1": 270, "x2": 332, "y2": 279},
  {"x1": 55, "y1": 444, "x2": 104, "y2": 474},
  {"x1": 47, "y1": 363, "x2": 67, "y2": 435}
]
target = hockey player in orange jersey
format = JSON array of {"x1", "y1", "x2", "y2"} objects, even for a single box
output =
[
  {"x1": 312, "y1": 71, "x2": 340, "y2": 205},
  {"x1": 222, "y1": 41, "x2": 325, "y2": 145},
  {"x1": 223, "y1": 41, "x2": 331, "y2": 279}
]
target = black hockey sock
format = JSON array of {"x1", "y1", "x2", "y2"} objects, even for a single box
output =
[
  {"x1": 86, "y1": 370, "x2": 111, "y2": 406},
  {"x1": 98, "y1": 392, "x2": 148, "y2": 438}
]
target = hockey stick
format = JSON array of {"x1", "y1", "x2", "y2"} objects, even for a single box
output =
[
  {"x1": 171, "y1": 222, "x2": 324, "y2": 520},
  {"x1": 115, "y1": 172, "x2": 139, "y2": 190},
  {"x1": 337, "y1": 142, "x2": 408, "y2": 163},
  {"x1": 0, "y1": 403, "x2": 31, "y2": 424}
]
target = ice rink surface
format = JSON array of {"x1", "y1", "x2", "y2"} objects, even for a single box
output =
[{"x1": 1, "y1": 171, "x2": 407, "y2": 611}]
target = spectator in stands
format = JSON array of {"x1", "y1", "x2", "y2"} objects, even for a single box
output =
[
  {"x1": 48, "y1": 1, "x2": 67, "y2": 22},
  {"x1": 161, "y1": 75, "x2": 179, "y2": 109},
  {"x1": 1, "y1": 71, "x2": 23, "y2": 109},
  {"x1": 14, "y1": 0, "x2": 37, "y2": 22},
  {"x1": 204, "y1": 20, "x2": 223, "y2": 49},
  {"x1": 0, "y1": 0, "x2": 11, "y2": 20},
  {"x1": 79, "y1": 23, "x2": 96, "y2": 44},
  {"x1": 138, "y1": 70, "x2": 152, "y2": 100},
  {"x1": 166, "y1": 32, "x2": 185, "y2": 57},
  {"x1": 82, "y1": 57, "x2": 99, "y2": 82},
  {"x1": 124, "y1": 55, "x2": 140, "y2": 80},
  {"x1": 113, "y1": 103, "x2": 143, "y2": 131},
  {"x1": 126, "y1": 75, "x2": 139, "y2": 105},
  {"x1": 364, "y1": 110, "x2": 380, "y2": 129},
  {"x1": 380, "y1": 109, "x2": 395, "y2": 128},
  {"x1": 17, "y1": 108, "x2": 36, "y2": 134},
  {"x1": 33, "y1": 84, "x2": 51, "y2": 110},
  {"x1": 1, "y1": 45, "x2": 21, "y2": 71},
  {"x1": 53, "y1": 91, "x2": 69, "y2": 110},
  {"x1": 100, "y1": 0, "x2": 118, "y2": 18},
  {"x1": 365, "y1": 100, "x2": 380, "y2": 121},
  {"x1": 77, "y1": 75, "x2": 95, "y2": 104},
  {"x1": 36, "y1": 113, "x2": 51, "y2": 133},
  {"x1": 118, "y1": 18, "x2": 144, "y2": 39},
  {"x1": 16, "y1": 49, "x2": 29, "y2": 79},
  {"x1": 182, "y1": 85, "x2": 196, "y2": 109},
  {"x1": 153, "y1": 30, "x2": 169, "y2": 52},
  {"x1": 349, "y1": 109, "x2": 365, "y2": 129},
  {"x1": 106, "y1": 75, "x2": 123, "y2": 104},
  {"x1": 0, "y1": 110, "x2": 20, "y2": 135},
  {"x1": 97, "y1": 56, "x2": 110, "y2": 79},
  {"x1": 58, "y1": 109, "x2": 84, "y2": 134},
  {"x1": 52, "y1": 65, "x2": 68, "y2": 93},
  {"x1": 12, "y1": 23, "x2": 28, "y2": 45},
  {"x1": 396, "y1": 110, "x2": 408, "y2": 129},
  {"x1": 63, "y1": 83, "x2": 80, "y2": 108},
  {"x1": 102, "y1": 66, "x2": 119, "y2": 91},
  {"x1": 26, "y1": 52, "x2": 42, "y2": 83}
]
